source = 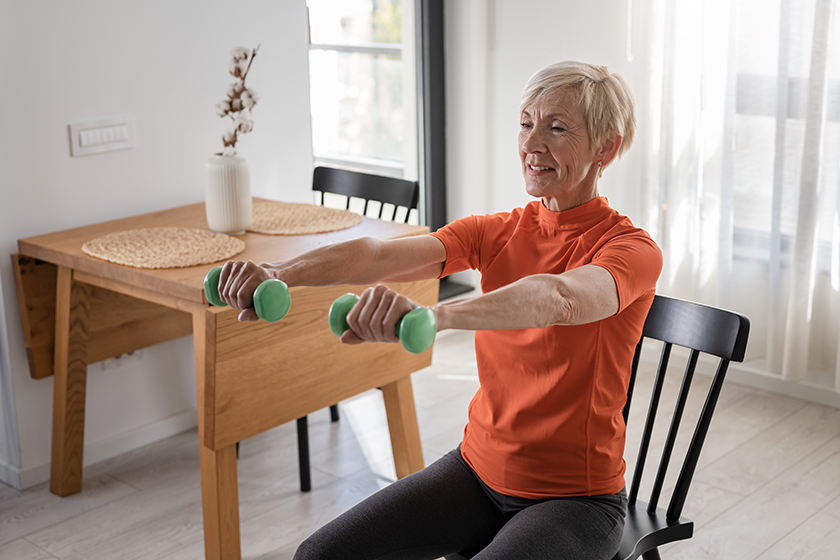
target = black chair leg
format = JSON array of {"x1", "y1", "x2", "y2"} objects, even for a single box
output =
[
  {"x1": 642, "y1": 549, "x2": 661, "y2": 560},
  {"x1": 297, "y1": 416, "x2": 312, "y2": 492},
  {"x1": 330, "y1": 404, "x2": 340, "y2": 422},
  {"x1": 235, "y1": 441, "x2": 239, "y2": 459}
]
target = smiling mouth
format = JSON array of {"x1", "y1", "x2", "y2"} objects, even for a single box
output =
[{"x1": 528, "y1": 164, "x2": 554, "y2": 171}]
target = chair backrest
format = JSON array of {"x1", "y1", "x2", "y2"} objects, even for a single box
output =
[
  {"x1": 312, "y1": 166, "x2": 420, "y2": 223},
  {"x1": 623, "y1": 295, "x2": 750, "y2": 522}
]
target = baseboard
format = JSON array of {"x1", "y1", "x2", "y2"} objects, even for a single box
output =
[
  {"x1": 438, "y1": 278, "x2": 474, "y2": 301},
  {"x1": 0, "y1": 459, "x2": 20, "y2": 489},
  {"x1": 639, "y1": 343, "x2": 840, "y2": 409},
  {"x1": 724, "y1": 364, "x2": 840, "y2": 408},
  {"x1": 1, "y1": 409, "x2": 197, "y2": 490}
]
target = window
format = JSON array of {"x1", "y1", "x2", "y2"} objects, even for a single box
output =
[
  {"x1": 307, "y1": 0, "x2": 418, "y2": 182},
  {"x1": 730, "y1": 0, "x2": 840, "y2": 273}
]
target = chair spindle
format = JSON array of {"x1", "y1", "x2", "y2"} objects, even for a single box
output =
[
  {"x1": 667, "y1": 359, "x2": 730, "y2": 521},
  {"x1": 629, "y1": 342, "x2": 672, "y2": 506},
  {"x1": 647, "y1": 349, "x2": 699, "y2": 512}
]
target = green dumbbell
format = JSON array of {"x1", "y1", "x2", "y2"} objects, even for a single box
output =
[
  {"x1": 328, "y1": 293, "x2": 437, "y2": 354},
  {"x1": 203, "y1": 266, "x2": 291, "y2": 323}
]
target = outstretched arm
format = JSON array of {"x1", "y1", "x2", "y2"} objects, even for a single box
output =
[
  {"x1": 431, "y1": 265, "x2": 619, "y2": 331},
  {"x1": 340, "y1": 264, "x2": 619, "y2": 346}
]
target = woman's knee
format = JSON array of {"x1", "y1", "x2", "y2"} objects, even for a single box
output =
[{"x1": 293, "y1": 533, "x2": 331, "y2": 560}]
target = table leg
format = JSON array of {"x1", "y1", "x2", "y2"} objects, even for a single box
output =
[
  {"x1": 193, "y1": 309, "x2": 241, "y2": 560},
  {"x1": 381, "y1": 376, "x2": 424, "y2": 479},
  {"x1": 50, "y1": 267, "x2": 90, "y2": 497}
]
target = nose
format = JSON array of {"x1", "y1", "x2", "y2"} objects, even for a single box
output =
[{"x1": 521, "y1": 127, "x2": 546, "y2": 154}]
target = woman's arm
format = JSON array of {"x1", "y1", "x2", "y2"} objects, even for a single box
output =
[
  {"x1": 431, "y1": 265, "x2": 619, "y2": 332},
  {"x1": 217, "y1": 235, "x2": 446, "y2": 321},
  {"x1": 340, "y1": 264, "x2": 619, "y2": 347}
]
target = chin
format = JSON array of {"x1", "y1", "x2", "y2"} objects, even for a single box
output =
[{"x1": 524, "y1": 182, "x2": 552, "y2": 199}]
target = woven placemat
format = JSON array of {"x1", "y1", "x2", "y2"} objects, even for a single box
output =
[
  {"x1": 82, "y1": 226, "x2": 245, "y2": 269},
  {"x1": 249, "y1": 200, "x2": 363, "y2": 235}
]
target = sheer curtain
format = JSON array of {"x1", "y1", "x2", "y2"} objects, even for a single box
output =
[{"x1": 641, "y1": 0, "x2": 840, "y2": 396}]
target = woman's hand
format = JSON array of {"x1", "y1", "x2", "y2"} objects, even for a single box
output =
[
  {"x1": 218, "y1": 260, "x2": 273, "y2": 322},
  {"x1": 341, "y1": 284, "x2": 420, "y2": 345}
]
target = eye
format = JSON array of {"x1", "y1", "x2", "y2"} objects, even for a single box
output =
[
  {"x1": 520, "y1": 122, "x2": 532, "y2": 129},
  {"x1": 551, "y1": 125, "x2": 566, "y2": 132}
]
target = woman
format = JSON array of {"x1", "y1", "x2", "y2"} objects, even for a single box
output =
[{"x1": 217, "y1": 61, "x2": 662, "y2": 560}]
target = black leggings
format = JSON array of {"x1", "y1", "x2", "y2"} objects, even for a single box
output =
[{"x1": 294, "y1": 447, "x2": 627, "y2": 560}]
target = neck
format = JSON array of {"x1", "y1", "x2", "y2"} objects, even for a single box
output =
[{"x1": 542, "y1": 185, "x2": 600, "y2": 212}]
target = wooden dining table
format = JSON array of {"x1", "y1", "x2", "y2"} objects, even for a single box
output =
[{"x1": 11, "y1": 198, "x2": 437, "y2": 559}]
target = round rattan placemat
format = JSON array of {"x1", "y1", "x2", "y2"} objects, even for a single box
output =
[
  {"x1": 82, "y1": 226, "x2": 245, "y2": 269},
  {"x1": 249, "y1": 200, "x2": 363, "y2": 235}
]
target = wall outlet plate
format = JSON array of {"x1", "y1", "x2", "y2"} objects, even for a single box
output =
[{"x1": 68, "y1": 114, "x2": 136, "y2": 157}]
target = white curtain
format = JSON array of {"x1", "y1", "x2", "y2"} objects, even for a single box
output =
[{"x1": 642, "y1": 0, "x2": 840, "y2": 392}]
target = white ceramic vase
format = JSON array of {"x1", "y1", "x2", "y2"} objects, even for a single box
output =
[{"x1": 205, "y1": 154, "x2": 252, "y2": 235}]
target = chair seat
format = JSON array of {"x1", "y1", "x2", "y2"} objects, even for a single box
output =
[{"x1": 613, "y1": 500, "x2": 693, "y2": 560}]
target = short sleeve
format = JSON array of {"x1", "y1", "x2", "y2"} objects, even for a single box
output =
[
  {"x1": 429, "y1": 215, "x2": 485, "y2": 278},
  {"x1": 592, "y1": 231, "x2": 662, "y2": 313}
]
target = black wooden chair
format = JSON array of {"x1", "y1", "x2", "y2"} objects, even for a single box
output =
[
  {"x1": 312, "y1": 165, "x2": 420, "y2": 222},
  {"x1": 445, "y1": 294, "x2": 750, "y2": 560},
  {"x1": 295, "y1": 166, "x2": 420, "y2": 492}
]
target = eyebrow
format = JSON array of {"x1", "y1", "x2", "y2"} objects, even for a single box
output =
[{"x1": 521, "y1": 109, "x2": 575, "y2": 122}]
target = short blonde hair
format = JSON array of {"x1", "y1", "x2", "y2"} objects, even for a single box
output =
[{"x1": 520, "y1": 61, "x2": 636, "y2": 167}]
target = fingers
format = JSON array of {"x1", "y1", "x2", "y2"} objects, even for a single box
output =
[
  {"x1": 345, "y1": 284, "x2": 417, "y2": 345},
  {"x1": 340, "y1": 329, "x2": 365, "y2": 345},
  {"x1": 218, "y1": 260, "x2": 270, "y2": 312},
  {"x1": 238, "y1": 308, "x2": 259, "y2": 322}
]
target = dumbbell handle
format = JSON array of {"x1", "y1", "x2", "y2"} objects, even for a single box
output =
[
  {"x1": 328, "y1": 293, "x2": 436, "y2": 354},
  {"x1": 203, "y1": 266, "x2": 291, "y2": 323}
]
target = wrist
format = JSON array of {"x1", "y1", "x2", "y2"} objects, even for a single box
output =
[
  {"x1": 430, "y1": 303, "x2": 448, "y2": 332},
  {"x1": 260, "y1": 263, "x2": 284, "y2": 284}
]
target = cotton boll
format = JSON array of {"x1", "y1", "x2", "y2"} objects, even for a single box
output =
[
  {"x1": 229, "y1": 59, "x2": 240, "y2": 77},
  {"x1": 231, "y1": 47, "x2": 250, "y2": 61},
  {"x1": 222, "y1": 130, "x2": 236, "y2": 143},
  {"x1": 215, "y1": 100, "x2": 231, "y2": 116},
  {"x1": 231, "y1": 98, "x2": 242, "y2": 111},
  {"x1": 226, "y1": 81, "x2": 244, "y2": 97},
  {"x1": 242, "y1": 97, "x2": 255, "y2": 109},
  {"x1": 235, "y1": 117, "x2": 254, "y2": 134},
  {"x1": 246, "y1": 89, "x2": 259, "y2": 104},
  {"x1": 237, "y1": 59, "x2": 249, "y2": 76},
  {"x1": 222, "y1": 146, "x2": 237, "y2": 156}
]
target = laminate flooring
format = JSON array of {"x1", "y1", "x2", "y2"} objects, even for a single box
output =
[{"x1": 2, "y1": 320, "x2": 840, "y2": 559}]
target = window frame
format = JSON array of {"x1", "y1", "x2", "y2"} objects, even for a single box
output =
[{"x1": 306, "y1": 0, "x2": 446, "y2": 230}]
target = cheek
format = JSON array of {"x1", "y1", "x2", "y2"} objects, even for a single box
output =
[{"x1": 554, "y1": 140, "x2": 585, "y2": 169}]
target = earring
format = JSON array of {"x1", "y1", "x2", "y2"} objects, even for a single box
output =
[{"x1": 597, "y1": 161, "x2": 602, "y2": 167}]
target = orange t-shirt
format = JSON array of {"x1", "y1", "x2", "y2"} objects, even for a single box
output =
[{"x1": 430, "y1": 197, "x2": 662, "y2": 499}]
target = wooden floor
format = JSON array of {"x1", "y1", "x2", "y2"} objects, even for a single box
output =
[{"x1": 2, "y1": 325, "x2": 840, "y2": 559}]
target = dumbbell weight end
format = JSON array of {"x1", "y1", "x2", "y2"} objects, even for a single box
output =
[
  {"x1": 395, "y1": 307, "x2": 437, "y2": 354},
  {"x1": 204, "y1": 266, "x2": 227, "y2": 307}
]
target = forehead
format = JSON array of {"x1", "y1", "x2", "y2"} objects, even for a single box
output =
[{"x1": 521, "y1": 89, "x2": 584, "y2": 121}]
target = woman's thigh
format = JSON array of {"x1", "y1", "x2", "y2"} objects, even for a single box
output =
[
  {"x1": 473, "y1": 493, "x2": 626, "y2": 560},
  {"x1": 293, "y1": 451, "x2": 504, "y2": 560}
]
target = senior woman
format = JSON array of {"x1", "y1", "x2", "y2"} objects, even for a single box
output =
[{"x1": 217, "y1": 61, "x2": 662, "y2": 560}]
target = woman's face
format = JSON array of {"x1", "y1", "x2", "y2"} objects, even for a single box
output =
[{"x1": 518, "y1": 91, "x2": 601, "y2": 212}]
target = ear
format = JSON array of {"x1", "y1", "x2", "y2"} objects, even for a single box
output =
[{"x1": 594, "y1": 132, "x2": 622, "y2": 168}]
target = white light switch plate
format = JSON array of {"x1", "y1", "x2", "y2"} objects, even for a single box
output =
[{"x1": 69, "y1": 115, "x2": 136, "y2": 156}]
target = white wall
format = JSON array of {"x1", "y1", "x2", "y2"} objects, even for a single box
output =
[
  {"x1": 0, "y1": 0, "x2": 313, "y2": 488},
  {"x1": 444, "y1": 0, "x2": 651, "y2": 224}
]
